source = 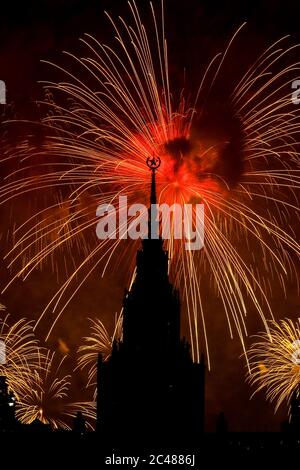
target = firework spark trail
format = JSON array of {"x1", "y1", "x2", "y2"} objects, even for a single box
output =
[
  {"x1": 247, "y1": 318, "x2": 300, "y2": 413},
  {"x1": 15, "y1": 350, "x2": 96, "y2": 430},
  {"x1": 0, "y1": 307, "x2": 41, "y2": 391},
  {"x1": 1, "y1": 1, "x2": 300, "y2": 367}
]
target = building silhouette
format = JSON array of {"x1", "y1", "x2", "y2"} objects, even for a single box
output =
[
  {"x1": 73, "y1": 411, "x2": 86, "y2": 434},
  {"x1": 289, "y1": 384, "x2": 300, "y2": 432},
  {"x1": 0, "y1": 376, "x2": 16, "y2": 431},
  {"x1": 97, "y1": 160, "x2": 205, "y2": 446}
]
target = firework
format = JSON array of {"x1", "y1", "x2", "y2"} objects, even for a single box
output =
[
  {"x1": 247, "y1": 318, "x2": 300, "y2": 412},
  {"x1": 15, "y1": 351, "x2": 96, "y2": 430},
  {"x1": 1, "y1": 1, "x2": 300, "y2": 367},
  {"x1": 0, "y1": 307, "x2": 40, "y2": 391},
  {"x1": 78, "y1": 314, "x2": 122, "y2": 390},
  {"x1": 0, "y1": 305, "x2": 95, "y2": 429}
]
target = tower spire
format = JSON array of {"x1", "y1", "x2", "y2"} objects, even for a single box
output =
[
  {"x1": 147, "y1": 155, "x2": 160, "y2": 205},
  {"x1": 150, "y1": 165, "x2": 157, "y2": 205},
  {"x1": 146, "y1": 156, "x2": 161, "y2": 239}
]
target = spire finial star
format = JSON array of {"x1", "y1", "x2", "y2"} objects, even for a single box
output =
[
  {"x1": 146, "y1": 156, "x2": 160, "y2": 207},
  {"x1": 146, "y1": 155, "x2": 161, "y2": 171}
]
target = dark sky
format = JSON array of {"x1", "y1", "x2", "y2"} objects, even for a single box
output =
[{"x1": 0, "y1": 0, "x2": 300, "y2": 432}]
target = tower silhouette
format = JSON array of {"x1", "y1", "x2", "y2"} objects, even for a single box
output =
[{"x1": 97, "y1": 158, "x2": 205, "y2": 446}]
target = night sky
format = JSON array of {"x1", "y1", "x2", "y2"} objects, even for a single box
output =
[{"x1": 0, "y1": 0, "x2": 300, "y2": 432}]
